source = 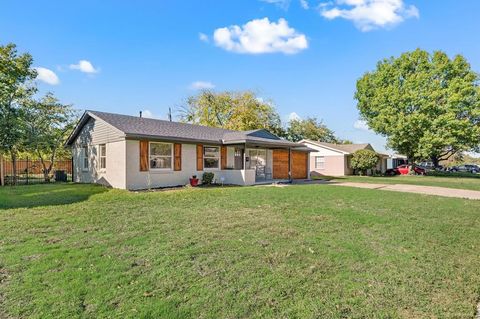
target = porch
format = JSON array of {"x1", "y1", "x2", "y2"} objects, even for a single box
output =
[{"x1": 219, "y1": 143, "x2": 311, "y2": 184}]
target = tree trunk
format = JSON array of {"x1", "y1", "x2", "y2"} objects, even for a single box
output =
[
  {"x1": 38, "y1": 150, "x2": 55, "y2": 183},
  {"x1": 431, "y1": 156, "x2": 440, "y2": 168},
  {"x1": 10, "y1": 148, "x2": 17, "y2": 185},
  {"x1": 42, "y1": 160, "x2": 51, "y2": 182}
]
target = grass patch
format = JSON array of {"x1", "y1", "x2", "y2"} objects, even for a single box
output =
[{"x1": 1, "y1": 184, "x2": 480, "y2": 318}]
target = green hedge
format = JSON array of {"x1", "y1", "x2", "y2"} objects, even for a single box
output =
[{"x1": 426, "y1": 171, "x2": 480, "y2": 179}]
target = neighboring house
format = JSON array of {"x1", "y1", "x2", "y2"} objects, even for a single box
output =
[
  {"x1": 387, "y1": 154, "x2": 408, "y2": 169},
  {"x1": 299, "y1": 139, "x2": 388, "y2": 176},
  {"x1": 66, "y1": 111, "x2": 311, "y2": 190}
]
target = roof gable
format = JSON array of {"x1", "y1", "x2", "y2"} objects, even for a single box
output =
[
  {"x1": 245, "y1": 129, "x2": 281, "y2": 140},
  {"x1": 300, "y1": 139, "x2": 375, "y2": 154}
]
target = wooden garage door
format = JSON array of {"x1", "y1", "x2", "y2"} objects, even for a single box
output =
[
  {"x1": 291, "y1": 151, "x2": 308, "y2": 179},
  {"x1": 273, "y1": 149, "x2": 289, "y2": 179}
]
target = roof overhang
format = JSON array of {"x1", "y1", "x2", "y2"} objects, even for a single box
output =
[
  {"x1": 125, "y1": 134, "x2": 223, "y2": 145},
  {"x1": 298, "y1": 139, "x2": 350, "y2": 154},
  {"x1": 65, "y1": 111, "x2": 91, "y2": 146}
]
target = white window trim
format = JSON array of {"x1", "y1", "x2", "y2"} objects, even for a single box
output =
[
  {"x1": 315, "y1": 156, "x2": 325, "y2": 170},
  {"x1": 149, "y1": 141, "x2": 174, "y2": 171},
  {"x1": 82, "y1": 145, "x2": 89, "y2": 171},
  {"x1": 98, "y1": 144, "x2": 107, "y2": 171},
  {"x1": 203, "y1": 145, "x2": 220, "y2": 170}
]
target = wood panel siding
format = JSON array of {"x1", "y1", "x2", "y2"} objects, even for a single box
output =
[
  {"x1": 76, "y1": 118, "x2": 124, "y2": 146},
  {"x1": 174, "y1": 143, "x2": 182, "y2": 171},
  {"x1": 196, "y1": 144, "x2": 203, "y2": 171},
  {"x1": 139, "y1": 140, "x2": 149, "y2": 171},
  {"x1": 221, "y1": 146, "x2": 227, "y2": 169},
  {"x1": 291, "y1": 151, "x2": 308, "y2": 179},
  {"x1": 273, "y1": 149, "x2": 289, "y2": 179}
]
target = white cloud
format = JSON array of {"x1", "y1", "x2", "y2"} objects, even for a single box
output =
[
  {"x1": 300, "y1": 0, "x2": 309, "y2": 9},
  {"x1": 353, "y1": 119, "x2": 370, "y2": 131},
  {"x1": 319, "y1": 0, "x2": 419, "y2": 31},
  {"x1": 34, "y1": 67, "x2": 59, "y2": 85},
  {"x1": 199, "y1": 32, "x2": 209, "y2": 42},
  {"x1": 69, "y1": 60, "x2": 99, "y2": 74},
  {"x1": 213, "y1": 18, "x2": 308, "y2": 55},
  {"x1": 141, "y1": 110, "x2": 157, "y2": 119},
  {"x1": 288, "y1": 112, "x2": 302, "y2": 121},
  {"x1": 260, "y1": 0, "x2": 290, "y2": 10},
  {"x1": 190, "y1": 81, "x2": 216, "y2": 90}
]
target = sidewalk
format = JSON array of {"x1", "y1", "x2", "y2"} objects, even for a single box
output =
[{"x1": 328, "y1": 181, "x2": 480, "y2": 200}]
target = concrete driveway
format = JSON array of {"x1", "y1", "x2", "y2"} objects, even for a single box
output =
[{"x1": 329, "y1": 182, "x2": 480, "y2": 200}]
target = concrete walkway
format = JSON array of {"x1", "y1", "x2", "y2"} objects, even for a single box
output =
[{"x1": 329, "y1": 181, "x2": 480, "y2": 200}]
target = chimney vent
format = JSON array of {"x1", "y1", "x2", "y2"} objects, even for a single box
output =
[{"x1": 139, "y1": 111, "x2": 142, "y2": 118}]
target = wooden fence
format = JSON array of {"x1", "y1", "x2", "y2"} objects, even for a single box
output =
[{"x1": 0, "y1": 156, "x2": 73, "y2": 186}]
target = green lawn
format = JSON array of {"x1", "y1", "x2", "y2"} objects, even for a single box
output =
[
  {"x1": 1, "y1": 184, "x2": 480, "y2": 318},
  {"x1": 320, "y1": 174, "x2": 480, "y2": 191}
]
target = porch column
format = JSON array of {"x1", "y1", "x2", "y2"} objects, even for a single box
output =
[{"x1": 243, "y1": 143, "x2": 247, "y2": 170}]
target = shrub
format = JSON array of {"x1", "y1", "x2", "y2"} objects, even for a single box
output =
[
  {"x1": 202, "y1": 172, "x2": 215, "y2": 185},
  {"x1": 350, "y1": 149, "x2": 379, "y2": 176}
]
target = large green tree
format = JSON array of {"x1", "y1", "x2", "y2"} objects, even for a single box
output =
[
  {"x1": 24, "y1": 93, "x2": 77, "y2": 181},
  {"x1": 355, "y1": 49, "x2": 480, "y2": 166},
  {"x1": 0, "y1": 43, "x2": 37, "y2": 183},
  {"x1": 285, "y1": 117, "x2": 338, "y2": 143},
  {"x1": 180, "y1": 90, "x2": 284, "y2": 136}
]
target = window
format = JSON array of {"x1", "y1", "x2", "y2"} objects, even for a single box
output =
[
  {"x1": 204, "y1": 146, "x2": 220, "y2": 169},
  {"x1": 82, "y1": 146, "x2": 89, "y2": 170},
  {"x1": 315, "y1": 156, "x2": 325, "y2": 169},
  {"x1": 149, "y1": 142, "x2": 173, "y2": 169},
  {"x1": 99, "y1": 144, "x2": 106, "y2": 170}
]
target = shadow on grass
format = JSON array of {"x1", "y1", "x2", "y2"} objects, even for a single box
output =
[
  {"x1": 0, "y1": 183, "x2": 108, "y2": 210},
  {"x1": 310, "y1": 174, "x2": 347, "y2": 181}
]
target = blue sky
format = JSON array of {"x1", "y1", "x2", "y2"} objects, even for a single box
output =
[{"x1": 2, "y1": 0, "x2": 479, "y2": 152}]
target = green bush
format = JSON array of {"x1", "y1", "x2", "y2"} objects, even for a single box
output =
[
  {"x1": 350, "y1": 149, "x2": 379, "y2": 176},
  {"x1": 202, "y1": 172, "x2": 215, "y2": 185}
]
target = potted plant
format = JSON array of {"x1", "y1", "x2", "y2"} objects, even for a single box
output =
[{"x1": 189, "y1": 175, "x2": 199, "y2": 187}]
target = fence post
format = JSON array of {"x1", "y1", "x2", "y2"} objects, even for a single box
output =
[
  {"x1": 0, "y1": 153, "x2": 4, "y2": 186},
  {"x1": 26, "y1": 157, "x2": 29, "y2": 185}
]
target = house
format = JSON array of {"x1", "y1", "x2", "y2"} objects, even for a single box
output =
[
  {"x1": 65, "y1": 111, "x2": 312, "y2": 190},
  {"x1": 299, "y1": 139, "x2": 388, "y2": 176},
  {"x1": 387, "y1": 154, "x2": 408, "y2": 169}
]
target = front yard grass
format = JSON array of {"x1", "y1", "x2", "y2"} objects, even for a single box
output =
[
  {"x1": 1, "y1": 184, "x2": 480, "y2": 318},
  {"x1": 321, "y1": 174, "x2": 480, "y2": 191}
]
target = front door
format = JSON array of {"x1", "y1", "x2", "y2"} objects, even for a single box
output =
[{"x1": 234, "y1": 148, "x2": 244, "y2": 170}]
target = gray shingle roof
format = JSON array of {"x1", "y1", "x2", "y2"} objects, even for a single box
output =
[
  {"x1": 89, "y1": 110, "x2": 230, "y2": 142},
  {"x1": 66, "y1": 110, "x2": 302, "y2": 148}
]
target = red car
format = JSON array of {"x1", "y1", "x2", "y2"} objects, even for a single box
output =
[{"x1": 386, "y1": 165, "x2": 426, "y2": 176}]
